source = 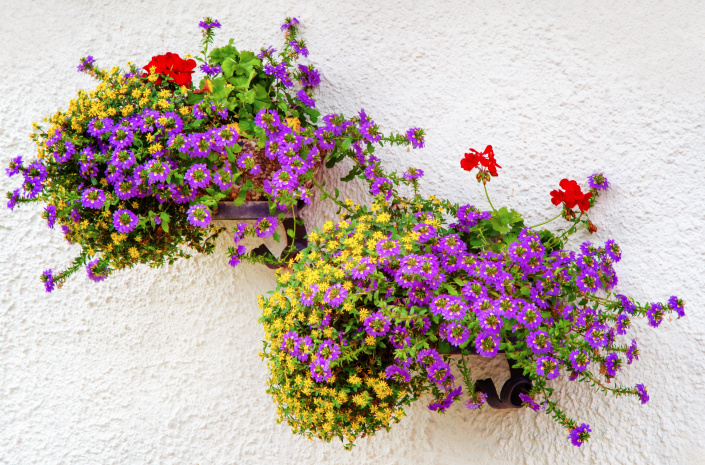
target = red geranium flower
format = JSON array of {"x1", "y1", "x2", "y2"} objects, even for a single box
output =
[
  {"x1": 460, "y1": 145, "x2": 501, "y2": 176},
  {"x1": 550, "y1": 179, "x2": 592, "y2": 213},
  {"x1": 143, "y1": 52, "x2": 197, "y2": 87}
]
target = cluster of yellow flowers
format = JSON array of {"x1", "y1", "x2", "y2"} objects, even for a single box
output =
[{"x1": 258, "y1": 199, "x2": 442, "y2": 449}]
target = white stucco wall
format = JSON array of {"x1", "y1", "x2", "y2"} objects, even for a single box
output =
[{"x1": 1, "y1": 1, "x2": 704, "y2": 464}]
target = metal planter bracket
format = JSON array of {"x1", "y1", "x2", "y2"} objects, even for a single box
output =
[{"x1": 212, "y1": 201, "x2": 308, "y2": 269}]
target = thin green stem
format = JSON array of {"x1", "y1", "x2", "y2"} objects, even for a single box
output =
[
  {"x1": 529, "y1": 212, "x2": 563, "y2": 229},
  {"x1": 483, "y1": 183, "x2": 498, "y2": 213}
]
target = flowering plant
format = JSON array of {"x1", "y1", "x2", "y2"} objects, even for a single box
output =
[
  {"x1": 258, "y1": 147, "x2": 684, "y2": 449},
  {"x1": 5, "y1": 17, "x2": 424, "y2": 290}
]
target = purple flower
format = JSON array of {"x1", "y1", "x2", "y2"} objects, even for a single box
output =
[
  {"x1": 568, "y1": 423, "x2": 591, "y2": 447},
  {"x1": 184, "y1": 164, "x2": 211, "y2": 189},
  {"x1": 254, "y1": 216, "x2": 278, "y2": 238},
  {"x1": 604, "y1": 353, "x2": 620, "y2": 377},
  {"x1": 385, "y1": 364, "x2": 411, "y2": 383},
  {"x1": 475, "y1": 330, "x2": 500, "y2": 358},
  {"x1": 280, "y1": 17, "x2": 299, "y2": 31},
  {"x1": 443, "y1": 321, "x2": 470, "y2": 346},
  {"x1": 635, "y1": 383, "x2": 649, "y2": 404},
  {"x1": 626, "y1": 339, "x2": 639, "y2": 365},
  {"x1": 370, "y1": 177, "x2": 393, "y2": 200},
  {"x1": 405, "y1": 127, "x2": 425, "y2": 149},
  {"x1": 296, "y1": 89, "x2": 316, "y2": 108},
  {"x1": 6, "y1": 155, "x2": 22, "y2": 177},
  {"x1": 77, "y1": 55, "x2": 95, "y2": 72},
  {"x1": 200, "y1": 63, "x2": 222, "y2": 75},
  {"x1": 323, "y1": 284, "x2": 348, "y2": 307},
  {"x1": 588, "y1": 172, "x2": 609, "y2": 191},
  {"x1": 81, "y1": 188, "x2": 106, "y2": 209},
  {"x1": 526, "y1": 330, "x2": 552, "y2": 355},
  {"x1": 86, "y1": 259, "x2": 108, "y2": 282},
  {"x1": 616, "y1": 294, "x2": 636, "y2": 314},
  {"x1": 536, "y1": 356, "x2": 559, "y2": 380},
  {"x1": 44, "y1": 205, "x2": 56, "y2": 228},
  {"x1": 108, "y1": 126, "x2": 134, "y2": 150},
  {"x1": 187, "y1": 204, "x2": 211, "y2": 228},
  {"x1": 257, "y1": 46, "x2": 276, "y2": 59},
  {"x1": 228, "y1": 244, "x2": 247, "y2": 267},
  {"x1": 300, "y1": 284, "x2": 319, "y2": 306},
  {"x1": 376, "y1": 237, "x2": 400, "y2": 259},
  {"x1": 363, "y1": 312, "x2": 391, "y2": 337},
  {"x1": 145, "y1": 159, "x2": 170, "y2": 185},
  {"x1": 403, "y1": 167, "x2": 424, "y2": 182},
  {"x1": 519, "y1": 393, "x2": 545, "y2": 411},
  {"x1": 42, "y1": 269, "x2": 54, "y2": 293},
  {"x1": 309, "y1": 356, "x2": 332, "y2": 383},
  {"x1": 112, "y1": 209, "x2": 139, "y2": 234},
  {"x1": 615, "y1": 314, "x2": 630, "y2": 335},
  {"x1": 199, "y1": 18, "x2": 222, "y2": 29},
  {"x1": 668, "y1": 295, "x2": 685, "y2": 318},
  {"x1": 298, "y1": 64, "x2": 321, "y2": 88},
  {"x1": 427, "y1": 360, "x2": 452, "y2": 385},
  {"x1": 569, "y1": 349, "x2": 590, "y2": 373},
  {"x1": 350, "y1": 257, "x2": 375, "y2": 279},
  {"x1": 584, "y1": 324, "x2": 608, "y2": 349},
  {"x1": 289, "y1": 40, "x2": 309, "y2": 57},
  {"x1": 317, "y1": 340, "x2": 341, "y2": 361},
  {"x1": 646, "y1": 303, "x2": 664, "y2": 328}
]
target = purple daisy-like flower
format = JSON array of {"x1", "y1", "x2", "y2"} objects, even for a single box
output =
[
  {"x1": 519, "y1": 393, "x2": 545, "y2": 411},
  {"x1": 323, "y1": 284, "x2": 348, "y2": 307},
  {"x1": 569, "y1": 349, "x2": 590, "y2": 373},
  {"x1": 233, "y1": 222, "x2": 247, "y2": 243},
  {"x1": 187, "y1": 204, "x2": 211, "y2": 228},
  {"x1": 526, "y1": 330, "x2": 553, "y2": 355},
  {"x1": 604, "y1": 353, "x2": 620, "y2": 377},
  {"x1": 228, "y1": 244, "x2": 247, "y2": 267},
  {"x1": 213, "y1": 166, "x2": 233, "y2": 191},
  {"x1": 77, "y1": 55, "x2": 95, "y2": 72},
  {"x1": 376, "y1": 237, "x2": 400, "y2": 259},
  {"x1": 199, "y1": 18, "x2": 221, "y2": 29},
  {"x1": 442, "y1": 297, "x2": 468, "y2": 321},
  {"x1": 350, "y1": 257, "x2": 375, "y2": 279},
  {"x1": 298, "y1": 64, "x2": 320, "y2": 88},
  {"x1": 42, "y1": 269, "x2": 54, "y2": 293},
  {"x1": 615, "y1": 314, "x2": 630, "y2": 335},
  {"x1": 403, "y1": 167, "x2": 424, "y2": 182},
  {"x1": 300, "y1": 284, "x2": 319, "y2": 306},
  {"x1": 296, "y1": 88, "x2": 316, "y2": 108},
  {"x1": 390, "y1": 326, "x2": 411, "y2": 349},
  {"x1": 199, "y1": 63, "x2": 222, "y2": 75},
  {"x1": 145, "y1": 159, "x2": 170, "y2": 185},
  {"x1": 363, "y1": 312, "x2": 391, "y2": 337},
  {"x1": 588, "y1": 172, "x2": 609, "y2": 191},
  {"x1": 44, "y1": 204, "x2": 56, "y2": 229},
  {"x1": 626, "y1": 339, "x2": 639, "y2": 364},
  {"x1": 108, "y1": 126, "x2": 134, "y2": 150},
  {"x1": 536, "y1": 356, "x2": 560, "y2": 379},
  {"x1": 257, "y1": 46, "x2": 276, "y2": 59},
  {"x1": 385, "y1": 364, "x2": 412, "y2": 383},
  {"x1": 465, "y1": 391, "x2": 488, "y2": 410},
  {"x1": 112, "y1": 209, "x2": 139, "y2": 233},
  {"x1": 370, "y1": 177, "x2": 393, "y2": 200},
  {"x1": 309, "y1": 356, "x2": 332, "y2": 383},
  {"x1": 81, "y1": 188, "x2": 106, "y2": 209},
  {"x1": 184, "y1": 163, "x2": 211, "y2": 189},
  {"x1": 427, "y1": 360, "x2": 452, "y2": 385},
  {"x1": 86, "y1": 259, "x2": 109, "y2": 282},
  {"x1": 568, "y1": 423, "x2": 591, "y2": 447},
  {"x1": 616, "y1": 294, "x2": 636, "y2": 314},
  {"x1": 254, "y1": 216, "x2": 278, "y2": 238},
  {"x1": 406, "y1": 127, "x2": 425, "y2": 149},
  {"x1": 280, "y1": 17, "x2": 299, "y2": 31},
  {"x1": 417, "y1": 348, "x2": 443, "y2": 367},
  {"x1": 584, "y1": 324, "x2": 609, "y2": 349},
  {"x1": 635, "y1": 383, "x2": 649, "y2": 404},
  {"x1": 604, "y1": 239, "x2": 622, "y2": 263},
  {"x1": 444, "y1": 321, "x2": 470, "y2": 346},
  {"x1": 6, "y1": 155, "x2": 22, "y2": 177},
  {"x1": 475, "y1": 330, "x2": 500, "y2": 358},
  {"x1": 668, "y1": 295, "x2": 685, "y2": 318},
  {"x1": 289, "y1": 40, "x2": 309, "y2": 57},
  {"x1": 317, "y1": 340, "x2": 341, "y2": 361},
  {"x1": 280, "y1": 331, "x2": 299, "y2": 355},
  {"x1": 110, "y1": 150, "x2": 136, "y2": 170}
]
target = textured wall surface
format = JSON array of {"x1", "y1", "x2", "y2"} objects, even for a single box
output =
[{"x1": 1, "y1": 1, "x2": 704, "y2": 464}]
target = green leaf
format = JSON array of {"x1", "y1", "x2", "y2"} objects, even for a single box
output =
[
  {"x1": 233, "y1": 180, "x2": 252, "y2": 206},
  {"x1": 341, "y1": 136, "x2": 353, "y2": 151},
  {"x1": 221, "y1": 58, "x2": 237, "y2": 79},
  {"x1": 160, "y1": 212, "x2": 170, "y2": 223},
  {"x1": 162, "y1": 222, "x2": 169, "y2": 233},
  {"x1": 340, "y1": 166, "x2": 360, "y2": 182},
  {"x1": 273, "y1": 232, "x2": 281, "y2": 243}
]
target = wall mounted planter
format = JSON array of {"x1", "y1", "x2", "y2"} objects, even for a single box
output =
[{"x1": 213, "y1": 201, "x2": 308, "y2": 269}]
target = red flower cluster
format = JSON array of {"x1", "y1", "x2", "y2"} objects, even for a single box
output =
[
  {"x1": 550, "y1": 179, "x2": 593, "y2": 213},
  {"x1": 143, "y1": 52, "x2": 197, "y2": 87},
  {"x1": 460, "y1": 145, "x2": 501, "y2": 179}
]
